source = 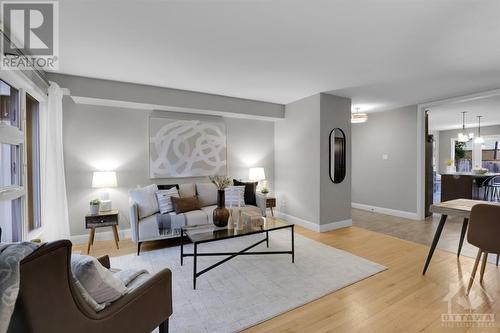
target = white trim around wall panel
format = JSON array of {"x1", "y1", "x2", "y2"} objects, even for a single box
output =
[
  {"x1": 352, "y1": 202, "x2": 420, "y2": 220},
  {"x1": 70, "y1": 228, "x2": 131, "y2": 245},
  {"x1": 275, "y1": 212, "x2": 352, "y2": 232}
]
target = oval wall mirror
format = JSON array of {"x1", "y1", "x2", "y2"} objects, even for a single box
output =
[{"x1": 329, "y1": 128, "x2": 346, "y2": 184}]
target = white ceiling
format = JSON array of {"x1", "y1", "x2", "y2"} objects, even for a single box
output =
[
  {"x1": 428, "y1": 93, "x2": 500, "y2": 131},
  {"x1": 54, "y1": 0, "x2": 500, "y2": 110}
]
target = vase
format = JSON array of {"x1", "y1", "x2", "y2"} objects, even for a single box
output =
[
  {"x1": 213, "y1": 190, "x2": 230, "y2": 227},
  {"x1": 90, "y1": 204, "x2": 99, "y2": 215}
]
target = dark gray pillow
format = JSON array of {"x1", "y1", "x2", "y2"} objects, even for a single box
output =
[{"x1": 233, "y1": 179, "x2": 258, "y2": 205}]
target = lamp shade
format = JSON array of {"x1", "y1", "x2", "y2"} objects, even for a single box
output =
[
  {"x1": 249, "y1": 167, "x2": 265, "y2": 181},
  {"x1": 92, "y1": 171, "x2": 117, "y2": 188}
]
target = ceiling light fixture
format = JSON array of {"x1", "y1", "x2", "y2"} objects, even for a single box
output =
[
  {"x1": 457, "y1": 112, "x2": 470, "y2": 142},
  {"x1": 351, "y1": 107, "x2": 368, "y2": 123},
  {"x1": 474, "y1": 116, "x2": 484, "y2": 144}
]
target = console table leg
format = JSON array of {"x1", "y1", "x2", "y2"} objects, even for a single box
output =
[
  {"x1": 266, "y1": 231, "x2": 269, "y2": 248},
  {"x1": 291, "y1": 225, "x2": 295, "y2": 263}
]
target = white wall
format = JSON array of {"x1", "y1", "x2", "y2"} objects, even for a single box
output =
[
  {"x1": 352, "y1": 105, "x2": 418, "y2": 216},
  {"x1": 62, "y1": 100, "x2": 275, "y2": 236}
]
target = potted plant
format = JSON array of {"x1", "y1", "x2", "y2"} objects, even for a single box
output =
[
  {"x1": 90, "y1": 198, "x2": 100, "y2": 215},
  {"x1": 209, "y1": 176, "x2": 232, "y2": 227}
]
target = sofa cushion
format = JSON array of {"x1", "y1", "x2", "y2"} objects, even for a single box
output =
[
  {"x1": 179, "y1": 183, "x2": 196, "y2": 197},
  {"x1": 155, "y1": 187, "x2": 179, "y2": 214},
  {"x1": 129, "y1": 184, "x2": 159, "y2": 218},
  {"x1": 172, "y1": 196, "x2": 201, "y2": 214},
  {"x1": 184, "y1": 209, "x2": 209, "y2": 226},
  {"x1": 233, "y1": 179, "x2": 258, "y2": 205},
  {"x1": 71, "y1": 254, "x2": 127, "y2": 304},
  {"x1": 196, "y1": 183, "x2": 218, "y2": 207}
]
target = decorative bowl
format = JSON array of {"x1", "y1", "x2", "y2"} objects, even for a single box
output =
[{"x1": 472, "y1": 168, "x2": 488, "y2": 175}]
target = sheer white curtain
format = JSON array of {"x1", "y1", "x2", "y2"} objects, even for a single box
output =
[{"x1": 40, "y1": 82, "x2": 70, "y2": 240}]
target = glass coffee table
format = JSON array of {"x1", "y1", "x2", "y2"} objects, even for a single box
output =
[{"x1": 180, "y1": 217, "x2": 294, "y2": 289}]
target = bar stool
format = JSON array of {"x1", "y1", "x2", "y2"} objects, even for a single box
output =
[
  {"x1": 466, "y1": 204, "x2": 500, "y2": 294},
  {"x1": 482, "y1": 176, "x2": 500, "y2": 202}
]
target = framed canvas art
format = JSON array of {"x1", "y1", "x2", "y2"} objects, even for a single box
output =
[{"x1": 149, "y1": 115, "x2": 227, "y2": 178}]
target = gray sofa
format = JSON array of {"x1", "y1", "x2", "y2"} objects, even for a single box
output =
[{"x1": 130, "y1": 183, "x2": 266, "y2": 255}]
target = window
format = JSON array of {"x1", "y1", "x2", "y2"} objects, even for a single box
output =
[
  {"x1": 0, "y1": 80, "x2": 42, "y2": 242},
  {"x1": 26, "y1": 94, "x2": 41, "y2": 231},
  {"x1": 0, "y1": 79, "x2": 22, "y2": 242}
]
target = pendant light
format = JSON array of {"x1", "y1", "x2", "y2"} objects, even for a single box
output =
[
  {"x1": 351, "y1": 107, "x2": 368, "y2": 123},
  {"x1": 475, "y1": 116, "x2": 485, "y2": 144},
  {"x1": 457, "y1": 112, "x2": 470, "y2": 142}
]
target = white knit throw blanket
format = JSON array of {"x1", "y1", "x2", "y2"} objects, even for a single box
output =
[{"x1": 0, "y1": 242, "x2": 40, "y2": 333}]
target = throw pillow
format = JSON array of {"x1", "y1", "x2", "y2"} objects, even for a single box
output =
[
  {"x1": 196, "y1": 183, "x2": 218, "y2": 206},
  {"x1": 129, "y1": 184, "x2": 159, "y2": 218},
  {"x1": 171, "y1": 196, "x2": 201, "y2": 214},
  {"x1": 224, "y1": 185, "x2": 246, "y2": 207},
  {"x1": 178, "y1": 183, "x2": 196, "y2": 197},
  {"x1": 233, "y1": 179, "x2": 258, "y2": 205},
  {"x1": 71, "y1": 254, "x2": 127, "y2": 304},
  {"x1": 155, "y1": 188, "x2": 180, "y2": 214}
]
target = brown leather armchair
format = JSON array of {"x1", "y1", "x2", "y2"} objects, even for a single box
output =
[{"x1": 7, "y1": 240, "x2": 172, "y2": 333}]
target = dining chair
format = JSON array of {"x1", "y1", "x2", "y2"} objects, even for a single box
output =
[
  {"x1": 482, "y1": 176, "x2": 500, "y2": 202},
  {"x1": 466, "y1": 204, "x2": 500, "y2": 294}
]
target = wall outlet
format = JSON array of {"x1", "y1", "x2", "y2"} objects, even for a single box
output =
[{"x1": 382, "y1": 154, "x2": 389, "y2": 160}]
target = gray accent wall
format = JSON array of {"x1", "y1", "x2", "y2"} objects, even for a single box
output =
[
  {"x1": 438, "y1": 124, "x2": 500, "y2": 174},
  {"x1": 54, "y1": 75, "x2": 277, "y2": 237},
  {"x1": 275, "y1": 93, "x2": 352, "y2": 228},
  {"x1": 320, "y1": 94, "x2": 352, "y2": 225},
  {"x1": 352, "y1": 105, "x2": 418, "y2": 214},
  {"x1": 275, "y1": 94, "x2": 321, "y2": 224}
]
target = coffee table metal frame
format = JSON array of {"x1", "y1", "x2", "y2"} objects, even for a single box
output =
[{"x1": 180, "y1": 223, "x2": 294, "y2": 289}]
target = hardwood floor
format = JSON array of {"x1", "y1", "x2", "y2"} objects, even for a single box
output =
[{"x1": 73, "y1": 218, "x2": 500, "y2": 333}]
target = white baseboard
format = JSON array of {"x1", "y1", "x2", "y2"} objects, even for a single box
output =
[
  {"x1": 351, "y1": 202, "x2": 420, "y2": 220},
  {"x1": 70, "y1": 228, "x2": 132, "y2": 245},
  {"x1": 275, "y1": 212, "x2": 352, "y2": 233},
  {"x1": 319, "y1": 219, "x2": 352, "y2": 232}
]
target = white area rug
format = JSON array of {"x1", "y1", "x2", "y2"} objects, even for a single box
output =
[{"x1": 111, "y1": 230, "x2": 386, "y2": 333}]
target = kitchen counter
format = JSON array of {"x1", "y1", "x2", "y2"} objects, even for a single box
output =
[{"x1": 440, "y1": 172, "x2": 499, "y2": 202}]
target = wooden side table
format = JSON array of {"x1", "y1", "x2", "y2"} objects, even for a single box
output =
[
  {"x1": 265, "y1": 196, "x2": 276, "y2": 217},
  {"x1": 85, "y1": 208, "x2": 120, "y2": 254}
]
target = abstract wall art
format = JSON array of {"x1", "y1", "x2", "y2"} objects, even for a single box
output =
[{"x1": 149, "y1": 115, "x2": 227, "y2": 178}]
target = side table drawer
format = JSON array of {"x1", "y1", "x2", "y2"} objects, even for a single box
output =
[
  {"x1": 266, "y1": 198, "x2": 276, "y2": 208},
  {"x1": 86, "y1": 215, "x2": 118, "y2": 228}
]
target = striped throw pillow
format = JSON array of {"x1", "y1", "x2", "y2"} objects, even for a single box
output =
[
  {"x1": 155, "y1": 188, "x2": 180, "y2": 214},
  {"x1": 224, "y1": 186, "x2": 246, "y2": 207}
]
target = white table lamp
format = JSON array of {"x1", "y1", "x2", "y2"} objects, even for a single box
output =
[
  {"x1": 92, "y1": 171, "x2": 117, "y2": 211},
  {"x1": 249, "y1": 167, "x2": 268, "y2": 193}
]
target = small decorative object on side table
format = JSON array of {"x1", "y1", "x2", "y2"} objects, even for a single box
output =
[{"x1": 85, "y1": 208, "x2": 120, "y2": 254}]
